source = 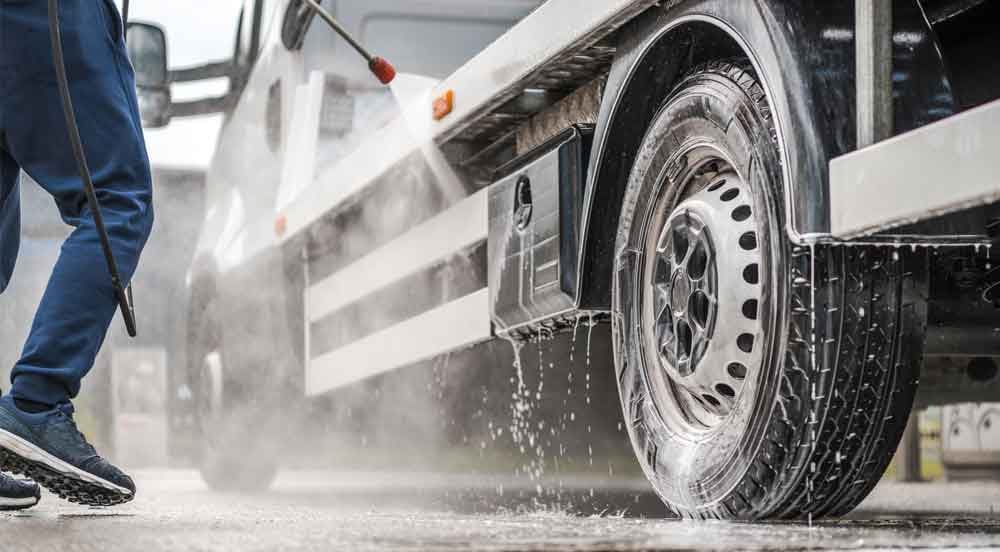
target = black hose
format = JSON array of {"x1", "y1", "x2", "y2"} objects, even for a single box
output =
[{"x1": 47, "y1": 0, "x2": 137, "y2": 337}]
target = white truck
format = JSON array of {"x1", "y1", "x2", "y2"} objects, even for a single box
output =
[{"x1": 128, "y1": 0, "x2": 1000, "y2": 519}]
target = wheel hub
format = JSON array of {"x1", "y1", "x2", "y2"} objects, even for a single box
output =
[{"x1": 644, "y1": 169, "x2": 766, "y2": 425}]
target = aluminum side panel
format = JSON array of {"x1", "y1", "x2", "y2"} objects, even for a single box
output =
[{"x1": 830, "y1": 99, "x2": 1000, "y2": 239}]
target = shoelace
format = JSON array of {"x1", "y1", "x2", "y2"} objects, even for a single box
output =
[
  {"x1": 55, "y1": 402, "x2": 75, "y2": 417},
  {"x1": 55, "y1": 403, "x2": 99, "y2": 457}
]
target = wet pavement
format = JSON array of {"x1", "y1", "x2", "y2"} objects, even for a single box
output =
[{"x1": 2, "y1": 470, "x2": 998, "y2": 551}]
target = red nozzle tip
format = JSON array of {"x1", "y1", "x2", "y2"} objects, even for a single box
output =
[{"x1": 369, "y1": 57, "x2": 396, "y2": 85}]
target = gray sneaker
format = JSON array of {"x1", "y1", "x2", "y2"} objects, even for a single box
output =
[
  {"x1": 0, "y1": 472, "x2": 40, "y2": 510},
  {"x1": 0, "y1": 395, "x2": 135, "y2": 506}
]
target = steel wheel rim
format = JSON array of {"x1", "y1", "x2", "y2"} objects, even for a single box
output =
[{"x1": 640, "y1": 158, "x2": 768, "y2": 435}]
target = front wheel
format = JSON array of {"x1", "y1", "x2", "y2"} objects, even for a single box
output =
[
  {"x1": 612, "y1": 61, "x2": 927, "y2": 520},
  {"x1": 195, "y1": 351, "x2": 279, "y2": 492},
  {"x1": 190, "y1": 300, "x2": 280, "y2": 492}
]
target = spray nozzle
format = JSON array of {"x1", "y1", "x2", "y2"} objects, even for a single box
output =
[{"x1": 368, "y1": 57, "x2": 396, "y2": 85}]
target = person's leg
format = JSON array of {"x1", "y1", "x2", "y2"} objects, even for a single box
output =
[
  {"x1": 0, "y1": 144, "x2": 20, "y2": 295},
  {"x1": 0, "y1": 0, "x2": 22, "y2": 295},
  {"x1": 0, "y1": 153, "x2": 43, "y2": 511},
  {"x1": 0, "y1": 0, "x2": 149, "y2": 505},
  {"x1": 0, "y1": 7, "x2": 43, "y2": 510},
  {"x1": 3, "y1": 0, "x2": 153, "y2": 407}
]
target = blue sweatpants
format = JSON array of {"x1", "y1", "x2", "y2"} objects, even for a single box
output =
[{"x1": 0, "y1": 0, "x2": 154, "y2": 406}]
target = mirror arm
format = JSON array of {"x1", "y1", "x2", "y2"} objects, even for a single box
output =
[
  {"x1": 169, "y1": 60, "x2": 234, "y2": 84},
  {"x1": 170, "y1": 95, "x2": 234, "y2": 118},
  {"x1": 163, "y1": 60, "x2": 237, "y2": 119}
]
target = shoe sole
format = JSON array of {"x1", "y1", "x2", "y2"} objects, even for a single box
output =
[
  {"x1": 0, "y1": 429, "x2": 133, "y2": 506},
  {"x1": 0, "y1": 495, "x2": 40, "y2": 511}
]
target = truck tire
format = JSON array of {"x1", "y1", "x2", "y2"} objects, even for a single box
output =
[
  {"x1": 612, "y1": 60, "x2": 927, "y2": 519},
  {"x1": 191, "y1": 301, "x2": 279, "y2": 493}
]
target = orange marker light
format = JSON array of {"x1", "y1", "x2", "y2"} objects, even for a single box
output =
[
  {"x1": 433, "y1": 89, "x2": 454, "y2": 121},
  {"x1": 275, "y1": 214, "x2": 287, "y2": 237}
]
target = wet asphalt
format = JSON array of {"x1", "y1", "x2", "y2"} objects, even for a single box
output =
[{"x1": 1, "y1": 470, "x2": 998, "y2": 551}]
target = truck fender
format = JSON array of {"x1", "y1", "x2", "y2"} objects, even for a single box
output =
[{"x1": 575, "y1": 0, "x2": 955, "y2": 309}]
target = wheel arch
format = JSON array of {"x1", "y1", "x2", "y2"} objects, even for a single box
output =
[{"x1": 576, "y1": 0, "x2": 955, "y2": 310}]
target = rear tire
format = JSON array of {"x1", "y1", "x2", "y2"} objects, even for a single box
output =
[{"x1": 612, "y1": 60, "x2": 927, "y2": 520}]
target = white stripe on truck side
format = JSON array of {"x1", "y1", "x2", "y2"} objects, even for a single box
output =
[
  {"x1": 307, "y1": 188, "x2": 489, "y2": 324},
  {"x1": 305, "y1": 289, "x2": 491, "y2": 395}
]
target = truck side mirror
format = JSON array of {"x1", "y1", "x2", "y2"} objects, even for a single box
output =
[{"x1": 126, "y1": 22, "x2": 172, "y2": 128}]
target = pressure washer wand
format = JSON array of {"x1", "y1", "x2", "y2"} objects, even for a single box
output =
[
  {"x1": 300, "y1": 0, "x2": 396, "y2": 84},
  {"x1": 47, "y1": 0, "x2": 138, "y2": 337}
]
